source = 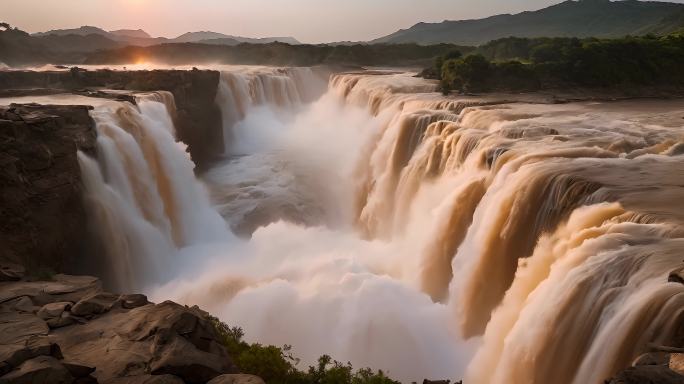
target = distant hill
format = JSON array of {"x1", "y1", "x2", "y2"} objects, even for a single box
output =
[
  {"x1": 110, "y1": 29, "x2": 151, "y2": 39},
  {"x1": 372, "y1": 0, "x2": 684, "y2": 45},
  {"x1": 33, "y1": 26, "x2": 111, "y2": 38},
  {"x1": 31, "y1": 27, "x2": 300, "y2": 48},
  {"x1": 172, "y1": 31, "x2": 300, "y2": 45}
]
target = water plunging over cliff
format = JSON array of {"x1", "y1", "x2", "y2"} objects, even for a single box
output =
[{"x1": 79, "y1": 68, "x2": 684, "y2": 383}]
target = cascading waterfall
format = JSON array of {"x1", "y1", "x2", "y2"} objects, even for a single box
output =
[
  {"x1": 78, "y1": 92, "x2": 228, "y2": 290},
  {"x1": 215, "y1": 67, "x2": 327, "y2": 153},
  {"x1": 79, "y1": 68, "x2": 684, "y2": 383}
]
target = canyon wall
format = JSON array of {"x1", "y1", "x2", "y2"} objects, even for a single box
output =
[
  {"x1": 0, "y1": 69, "x2": 223, "y2": 169},
  {"x1": 0, "y1": 104, "x2": 96, "y2": 275}
]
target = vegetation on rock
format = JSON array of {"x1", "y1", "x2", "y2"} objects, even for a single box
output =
[{"x1": 210, "y1": 316, "x2": 400, "y2": 384}]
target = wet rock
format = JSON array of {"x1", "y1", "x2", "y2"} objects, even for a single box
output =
[
  {"x1": 120, "y1": 294, "x2": 149, "y2": 309},
  {"x1": 0, "y1": 356, "x2": 73, "y2": 384},
  {"x1": 208, "y1": 374, "x2": 266, "y2": 384},
  {"x1": 70, "y1": 293, "x2": 119, "y2": 318}
]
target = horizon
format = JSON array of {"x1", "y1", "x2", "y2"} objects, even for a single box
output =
[{"x1": 4, "y1": 0, "x2": 684, "y2": 44}]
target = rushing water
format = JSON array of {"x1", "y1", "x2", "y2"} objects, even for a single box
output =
[{"x1": 76, "y1": 67, "x2": 684, "y2": 383}]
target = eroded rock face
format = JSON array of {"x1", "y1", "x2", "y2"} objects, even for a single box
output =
[
  {"x1": 0, "y1": 105, "x2": 96, "y2": 274},
  {"x1": 0, "y1": 276, "x2": 239, "y2": 384},
  {"x1": 0, "y1": 70, "x2": 223, "y2": 169}
]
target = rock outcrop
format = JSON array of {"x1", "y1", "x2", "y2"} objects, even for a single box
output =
[
  {"x1": 0, "y1": 69, "x2": 223, "y2": 169},
  {"x1": 0, "y1": 272, "x2": 240, "y2": 384},
  {"x1": 607, "y1": 350, "x2": 684, "y2": 383},
  {"x1": 0, "y1": 104, "x2": 96, "y2": 274}
]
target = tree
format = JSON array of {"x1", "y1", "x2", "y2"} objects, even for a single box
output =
[{"x1": 434, "y1": 49, "x2": 463, "y2": 79}]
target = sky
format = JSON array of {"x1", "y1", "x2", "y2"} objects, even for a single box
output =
[{"x1": 3, "y1": 0, "x2": 684, "y2": 44}]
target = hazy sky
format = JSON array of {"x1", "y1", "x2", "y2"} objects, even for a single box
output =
[{"x1": 3, "y1": 0, "x2": 684, "y2": 43}]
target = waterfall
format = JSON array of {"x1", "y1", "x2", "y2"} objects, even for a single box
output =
[
  {"x1": 77, "y1": 68, "x2": 684, "y2": 383},
  {"x1": 215, "y1": 67, "x2": 327, "y2": 153},
  {"x1": 78, "y1": 92, "x2": 229, "y2": 291}
]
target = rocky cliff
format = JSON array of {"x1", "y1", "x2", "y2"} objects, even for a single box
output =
[
  {"x1": 0, "y1": 69, "x2": 224, "y2": 169},
  {"x1": 0, "y1": 104, "x2": 96, "y2": 275},
  {"x1": 0, "y1": 271, "x2": 264, "y2": 384}
]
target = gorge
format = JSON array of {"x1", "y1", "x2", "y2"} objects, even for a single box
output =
[{"x1": 1, "y1": 66, "x2": 684, "y2": 384}]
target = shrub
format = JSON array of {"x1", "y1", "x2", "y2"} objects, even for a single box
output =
[{"x1": 209, "y1": 316, "x2": 400, "y2": 384}]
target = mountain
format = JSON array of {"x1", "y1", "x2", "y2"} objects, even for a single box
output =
[
  {"x1": 110, "y1": 29, "x2": 151, "y2": 39},
  {"x1": 372, "y1": 0, "x2": 684, "y2": 45},
  {"x1": 197, "y1": 38, "x2": 244, "y2": 46},
  {"x1": 32, "y1": 26, "x2": 159, "y2": 45},
  {"x1": 32, "y1": 27, "x2": 300, "y2": 47},
  {"x1": 172, "y1": 31, "x2": 300, "y2": 45},
  {"x1": 33, "y1": 26, "x2": 110, "y2": 38},
  {"x1": 172, "y1": 31, "x2": 229, "y2": 43}
]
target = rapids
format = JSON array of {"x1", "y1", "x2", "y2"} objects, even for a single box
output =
[{"x1": 76, "y1": 68, "x2": 684, "y2": 383}]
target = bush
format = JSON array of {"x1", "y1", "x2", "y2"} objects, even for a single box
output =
[{"x1": 209, "y1": 316, "x2": 400, "y2": 384}]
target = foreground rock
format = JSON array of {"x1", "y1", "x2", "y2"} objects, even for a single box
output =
[
  {"x1": 0, "y1": 274, "x2": 240, "y2": 384},
  {"x1": 607, "y1": 350, "x2": 684, "y2": 384}
]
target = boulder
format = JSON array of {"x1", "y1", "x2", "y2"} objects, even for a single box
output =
[
  {"x1": 47, "y1": 312, "x2": 75, "y2": 329},
  {"x1": 120, "y1": 294, "x2": 149, "y2": 309},
  {"x1": 608, "y1": 365, "x2": 684, "y2": 384},
  {"x1": 70, "y1": 293, "x2": 119, "y2": 318},
  {"x1": 0, "y1": 263, "x2": 25, "y2": 282},
  {"x1": 208, "y1": 374, "x2": 266, "y2": 384},
  {"x1": 633, "y1": 351, "x2": 671, "y2": 366},
  {"x1": 52, "y1": 298, "x2": 237, "y2": 382},
  {"x1": 37, "y1": 302, "x2": 72, "y2": 321},
  {"x1": 150, "y1": 335, "x2": 233, "y2": 383},
  {"x1": 1, "y1": 277, "x2": 238, "y2": 383},
  {"x1": 0, "y1": 356, "x2": 73, "y2": 384},
  {"x1": 61, "y1": 362, "x2": 95, "y2": 378},
  {"x1": 0, "y1": 336, "x2": 62, "y2": 374}
]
